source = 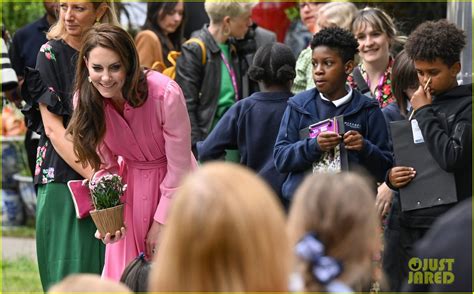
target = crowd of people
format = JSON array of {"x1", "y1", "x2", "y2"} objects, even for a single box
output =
[{"x1": 3, "y1": 0, "x2": 471, "y2": 293}]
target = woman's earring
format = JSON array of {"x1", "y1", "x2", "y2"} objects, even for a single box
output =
[
  {"x1": 88, "y1": 76, "x2": 92, "y2": 83},
  {"x1": 95, "y1": 18, "x2": 101, "y2": 25},
  {"x1": 223, "y1": 25, "x2": 231, "y2": 36}
]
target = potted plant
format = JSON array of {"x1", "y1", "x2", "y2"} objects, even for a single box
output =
[{"x1": 89, "y1": 174, "x2": 127, "y2": 237}]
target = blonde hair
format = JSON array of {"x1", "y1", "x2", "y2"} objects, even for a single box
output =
[
  {"x1": 352, "y1": 7, "x2": 406, "y2": 47},
  {"x1": 317, "y1": 2, "x2": 358, "y2": 31},
  {"x1": 204, "y1": 0, "x2": 256, "y2": 23},
  {"x1": 48, "y1": 274, "x2": 131, "y2": 293},
  {"x1": 287, "y1": 172, "x2": 380, "y2": 292},
  {"x1": 149, "y1": 162, "x2": 290, "y2": 292},
  {"x1": 47, "y1": 0, "x2": 120, "y2": 40}
]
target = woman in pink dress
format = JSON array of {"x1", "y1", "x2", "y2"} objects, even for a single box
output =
[{"x1": 67, "y1": 24, "x2": 197, "y2": 281}]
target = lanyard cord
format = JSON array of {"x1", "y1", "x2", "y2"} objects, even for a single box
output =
[{"x1": 220, "y1": 52, "x2": 239, "y2": 101}]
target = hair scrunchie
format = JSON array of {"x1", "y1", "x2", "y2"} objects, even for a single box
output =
[{"x1": 295, "y1": 233, "x2": 343, "y2": 285}]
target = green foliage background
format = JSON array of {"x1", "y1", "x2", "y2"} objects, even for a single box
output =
[{"x1": 2, "y1": 2, "x2": 44, "y2": 35}]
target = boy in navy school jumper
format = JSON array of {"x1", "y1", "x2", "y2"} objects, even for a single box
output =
[
  {"x1": 197, "y1": 43, "x2": 296, "y2": 209},
  {"x1": 274, "y1": 27, "x2": 393, "y2": 201},
  {"x1": 393, "y1": 20, "x2": 472, "y2": 291}
]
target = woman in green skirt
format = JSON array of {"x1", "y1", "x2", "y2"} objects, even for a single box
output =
[{"x1": 21, "y1": 1, "x2": 120, "y2": 290}]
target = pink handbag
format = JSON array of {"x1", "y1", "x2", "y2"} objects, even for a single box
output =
[
  {"x1": 67, "y1": 180, "x2": 93, "y2": 219},
  {"x1": 67, "y1": 170, "x2": 114, "y2": 219}
]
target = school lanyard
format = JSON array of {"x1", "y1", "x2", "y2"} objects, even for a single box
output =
[{"x1": 220, "y1": 52, "x2": 239, "y2": 101}]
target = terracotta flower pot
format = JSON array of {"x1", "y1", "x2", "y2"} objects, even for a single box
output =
[{"x1": 90, "y1": 204, "x2": 124, "y2": 237}]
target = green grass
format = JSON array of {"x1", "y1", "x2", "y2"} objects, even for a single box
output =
[
  {"x1": 2, "y1": 256, "x2": 42, "y2": 293},
  {"x1": 2, "y1": 225, "x2": 36, "y2": 239},
  {"x1": 2, "y1": 216, "x2": 36, "y2": 238}
]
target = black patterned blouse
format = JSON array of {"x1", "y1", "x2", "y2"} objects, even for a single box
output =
[{"x1": 22, "y1": 39, "x2": 82, "y2": 184}]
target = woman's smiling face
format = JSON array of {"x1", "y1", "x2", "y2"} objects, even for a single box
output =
[
  {"x1": 85, "y1": 46, "x2": 126, "y2": 100},
  {"x1": 355, "y1": 23, "x2": 391, "y2": 65}
]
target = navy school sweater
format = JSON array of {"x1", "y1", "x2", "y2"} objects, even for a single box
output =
[
  {"x1": 197, "y1": 91, "x2": 293, "y2": 208},
  {"x1": 274, "y1": 88, "x2": 393, "y2": 201}
]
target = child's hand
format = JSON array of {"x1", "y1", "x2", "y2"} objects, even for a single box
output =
[
  {"x1": 375, "y1": 183, "x2": 393, "y2": 218},
  {"x1": 388, "y1": 166, "x2": 416, "y2": 188},
  {"x1": 410, "y1": 84, "x2": 432, "y2": 110},
  {"x1": 317, "y1": 131, "x2": 342, "y2": 152},
  {"x1": 343, "y1": 130, "x2": 364, "y2": 151}
]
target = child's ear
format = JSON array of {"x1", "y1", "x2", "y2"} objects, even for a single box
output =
[
  {"x1": 344, "y1": 60, "x2": 355, "y2": 75},
  {"x1": 449, "y1": 61, "x2": 461, "y2": 78}
]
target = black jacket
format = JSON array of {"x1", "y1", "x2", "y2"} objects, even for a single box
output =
[
  {"x1": 176, "y1": 25, "x2": 241, "y2": 153},
  {"x1": 402, "y1": 198, "x2": 472, "y2": 292},
  {"x1": 401, "y1": 84, "x2": 472, "y2": 227}
]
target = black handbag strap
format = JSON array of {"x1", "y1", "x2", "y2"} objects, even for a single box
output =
[{"x1": 352, "y1": 66, "x2": 371, "y2": 96}]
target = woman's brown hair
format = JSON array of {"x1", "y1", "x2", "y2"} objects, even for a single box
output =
[
  {"x1": 67, "y1": 24, "x2": 148, "y2": 171},
  {"x1": 391, "y1": 50, "x2": 419, "y2": 117}
]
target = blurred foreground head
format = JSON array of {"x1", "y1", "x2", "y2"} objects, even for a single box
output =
[
  {"x1": 48, "y1": 274, "x2": 131, "y2": 293},
  {"x1": 288, "y1": 172, "x2": 380, "y2": 291},
  {"x1": 149, "y1": 162, "x2": 290, "y2": 291}
]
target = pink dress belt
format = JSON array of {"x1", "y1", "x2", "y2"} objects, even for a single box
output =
[{"x1": 124, "y1": 157, "x2": 167, "y2": 170}]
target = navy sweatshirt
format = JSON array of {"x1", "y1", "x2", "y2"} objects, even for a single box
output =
[
  {"x1": 274, "y1": 88, "x2": 393, "y2": 201},
  {"x1": 197, "y1": 91, "x2": 293, "y2": 207}
]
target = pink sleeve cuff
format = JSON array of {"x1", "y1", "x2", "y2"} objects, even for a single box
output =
[{"x1": 154, "y1": 194, "x2": 172, "y2": 224}]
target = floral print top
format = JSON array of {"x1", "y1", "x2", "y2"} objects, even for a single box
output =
[
  {"x1": 348, "y1": 57, "x2": 394, "y2": 108},
  {"x1": 22, "y1": 40, "x2": 82, "y2": 184}
]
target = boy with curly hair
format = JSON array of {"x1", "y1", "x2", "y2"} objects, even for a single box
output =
[
  {"x1": 274, "y1": 27, "x2": 393, "y2": 200},
  {"x1": 397, "y1": 19, "x2": 472, "y2": 290}
]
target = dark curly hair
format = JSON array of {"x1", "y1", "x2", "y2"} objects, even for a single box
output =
[
  {"x1": 405, "y1": 19, "x2": 466, "y2": 67},
  {"x1": 248, "y1": 42, "x2": 296, "y2": 87},
  {"x1": 310, "y1": 27, "x2": 359, "y2": 63}
]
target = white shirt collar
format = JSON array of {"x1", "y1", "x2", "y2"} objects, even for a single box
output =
[{"x1": 319, "y1": 84, "x2": 353, "y2": 107}]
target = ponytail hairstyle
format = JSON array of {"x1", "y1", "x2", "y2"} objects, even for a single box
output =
[
  {"x1": 67, "y1": 24, "x2": 148, "y2": 170},
  {"x1": 248, "y1": 42, "x2": 296, "y2": 89},
  {"x1": 287, "y1": 172, "x2": 380, "y2": 292},
  {"x1": 120, "y1": 252, "x2": 151, "y2": 293}
]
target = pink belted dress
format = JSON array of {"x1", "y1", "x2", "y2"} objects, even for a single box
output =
[{"x1": 99, "y1": 71, "x2": 197, "y2": 280}]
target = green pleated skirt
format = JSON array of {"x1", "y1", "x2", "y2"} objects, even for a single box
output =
[{"x1": 36, "y1": 183, "x2": 105, "y2": 291}]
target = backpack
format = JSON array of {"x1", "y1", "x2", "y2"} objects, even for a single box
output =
[{"x1": 152, "y1": 38, "x2": 207, "y2": 80}]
